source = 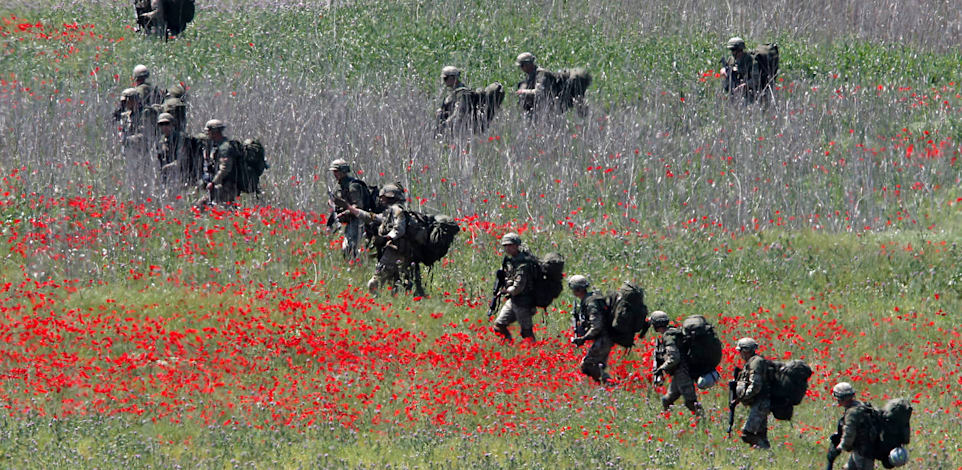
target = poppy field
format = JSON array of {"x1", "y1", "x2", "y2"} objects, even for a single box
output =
[{"x1": 2, "y1": 0, "x2": 962, "y2": 468}]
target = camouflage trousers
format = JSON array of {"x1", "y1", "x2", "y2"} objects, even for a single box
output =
[
  {"x1": 741, "y1": 397, "x2": 770, "y2": 447},
  {"x1": 842, "y1": 453, "x2": 874, "y2": 470},
  {"x1": 579, "y1": 334, "x2": 613, "y2": 383},
  {"x1": 195, "y1": 183, "x2": 239, "y2": 207},
  {"x1": 493, "y1": 299, "x2": 536, "y2": 330},
  {"x1": 341, "y1": 218, "x2": 363, "y2": 261},
  {"x1": 662, "y1": 365, "x2": 699, "y2": 412},
  {"x1": 367, "y1": 245, "x2": 413, "y2": 294}
]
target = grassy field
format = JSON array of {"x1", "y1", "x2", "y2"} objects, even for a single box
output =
[{"x1": 1, "y1": 0, "x2": 962, "y2": 468}]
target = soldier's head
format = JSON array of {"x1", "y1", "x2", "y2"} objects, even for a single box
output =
[
  {"x1": 157, "y1": 113, "x2": 175, "y2": 135},
  {"x1": 515, "y1": 52, "x2": 537, "y2": 74},
  {"x1": 167, "y1": 83, "x2": 186, "y2": 100},
  {"x1": 132, "y1": 64, "x2": 150, "y2": 84},
  {"x1": 204, "y1": 119, "x2": 226, "y2": 141},
  {"x1": 735, "y1": 337, "x2": 758, "y2": 359},
  {"x1": 378, "y1": 184, "x2": 404, "y2": 204},
  {"x1": 648, "y1": 310, "x2": 671, "y2": 332},
  {"x1": 441, "y1": 66, "x2": 460, "y2": 88},
  {"x1": 329, "y1": 159, "x2": 351, "y2": 180},
  {"x1": 500, "y1": 232, "x2": 522, "y2": 256},
  {"x1": 726, "y1": 37, "x2": 746, "y2": 56},
  {"x1": 567, "y1": 275, "x2": 590, "y2": 298},
  {"x1": 121, "y1": 88, "x2": 141, "y2": 110},
  {"x1": 831, "y1": 382, "x2": 856, "y2": 406}
]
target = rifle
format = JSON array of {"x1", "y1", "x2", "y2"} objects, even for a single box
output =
[
  {"x1": 825, "y1": 429, "x2": 842, "y2": 470},
  {"x1": 652, "y1": 345, "x2": 664, "y2": 386},
  {"x1": 486, "y1": 269, "x2": 506, "y2": 319},
  {"x1": 727, "y1": 366, "x2": 741, "y2": 438}
]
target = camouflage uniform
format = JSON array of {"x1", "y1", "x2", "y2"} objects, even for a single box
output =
[
  {"x1": 655, "y1": 329, "x2": 701, "y2": 414},
  {"x1": 437, "y1": 83, "x2": 473, "y2": 133},
  {"x1": 356, "y1": 202, "x2": 412, "y2": 293},
  {"x1": 195, "y1": 137, "x2": 240, "y2": 206},
  {"x1": 572, "y1": 292, "x2": 612, "y2": 383},
  {"x1": 518, "y1": 67, "x2": 558, "y2": 114},
  {"x1": 493, "y1": 249, "x2": 539, "y2": 340},
  {"x1": 333, "y1": 173, "x2": 369, "y2": 260},
  {"x1": 720, "y1": 38, "x2": 756, "y2": 104},
  {"x1": 835, "y1": 401, "x2": 877, "y2": 470},
  {"x1": 135, "y1": 0, "x2": 167, "y2": 35},
  {"x1": 736, "y1": 354, "x2": 772, "y2": 447},
  {"x1": 156, "y1": 128, "x2": 189, "y2": 188}
]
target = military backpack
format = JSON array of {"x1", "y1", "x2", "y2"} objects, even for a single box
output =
[
  {"x1": 530, "y1": 252, "x2": 565, "y2": 308},
  {"x1": 767, "y1": 359, "x2": 813, "y2": 420},
  {"x1": 679, "y1": 315, "x2": 723, "y2": 377},
  {"x1": 873, "y1": 398, "x2": 912, "y2": 467},
  {"x1": 403, "y1": 211, "x2": 460, "y2": 268},
  {"x1": 228, "y1": 138, "x2": 268, "y2": 195},
  {"x1": 604, "y1": 281, "x2": 649, "y2": 347},
  {"x1": 161, "y1": 0, "x2": 195, "y2": 35},
  {"x1": 750, "y1": 43, "x2": 779, "y2": 91}
]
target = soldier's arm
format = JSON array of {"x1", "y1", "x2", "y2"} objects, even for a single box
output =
[
  {"x1": 660, "y1": 340, "x2": 682, "y2": 373},
  {"x1": 385, "y1": 206, "x2": 406, "y2": 239},
  {"x1": 210, "y1": 147, "x2": 234, "y2": 186},
  {"x1": 580, "y1": 300, "x2": 606, "y2": 340},
  {"x1": 741, "y1": 358, "x2": 764, "y2": 400},
  {"x1": 839, "y1": 408, "x2": 858, "y2": 451},
  {"x1": 506, "y1": 260, "x2": 533, "y2": 296}
]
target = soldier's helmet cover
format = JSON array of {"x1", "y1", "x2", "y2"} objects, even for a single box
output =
[
  {"x1": 567, "y1": 275, "x2": 589, "y2": 290},
  {"x1": 121, "y1": 88, "x2": 140, "y2": 100},
  {"x1": 726, "y1": 37, "x2": 746, "y2": 51},
  {"x1": 133, "y1": 64, "x2": 150, "y2": 79},
  {"x1": 832, "y1": 382, "x2": 855, "y2": 399},
  {"x1": 515, "y1": 52, "x2": 536, "y2": 66},
  {"x1": 378, "y1": 183, "x2": 403, "y2": 200},
  {"x1": 440, "y1": 66, "x2": 461, "y2": 78},
  {"x1": 648, "y1": 310, "x2": 670, "y2": 328},
  {"x1": 735, "y1": 337, "x2": 758, "y2": 351},
  {"x1": 329, "y1": 159, "x2": 351, "y2": 173},
  {"x1": 167, "y1": 83, "x2": 186, "y2": 98},
  {"x1": 204, "y1": 119, "x2": 226, "y2": 131},
  {"x1": 500, "y1": 232, "x2": 522, "y2": 246},
  {"x1": 157, "y1": 112, "x2": 175, "y2": 124}
]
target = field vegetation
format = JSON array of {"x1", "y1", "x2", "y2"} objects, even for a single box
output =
[{"x1": 1, "y1": 0, "x2": 961, "y2": 468}]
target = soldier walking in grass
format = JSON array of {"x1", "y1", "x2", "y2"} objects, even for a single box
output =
[
  {"x1": 132, "y1": 64, "x2": 165, "y2": 108},
  {"x1": 194, "y1": 119, "x2": 241, "y2": 207},
  {"x1": 342, "y1": 184, "x2": 419, "y2": 295},
  {"x1": 161, "y1": 83, "x2": 188, "y2": 133},
  {"x1": 720, "y1": 37, "x2": 756, "y2": 104},
  {"x1": 515, "y1": 52, "x2": 558, "y2": 116},
  {"x1": 651, "y1": 311, "x2": 704, "y2": 416},
  {"x1": 435, "y1": 66, "x2": 473, "y2": 135},
  {"x1": 328, "y1": 159, "x2": 370, "y2": 261},
  {"x1": 732, "y1": 337, "x2": 772, "y2": 449},
  {"x1": 155, "y1": 112, "x2": 191, "y2": 191},
  {"x1": 828, "y1": 382, "x2": 878, "y2": 470},
  {"x1": 492, "y1": 232, "x2": 539, "y2": 343},
  {"x1": 568, "y1": 275, "x2": 613, "y2": 384}
]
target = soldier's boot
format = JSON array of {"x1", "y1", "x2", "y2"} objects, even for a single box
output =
[
  {"x1": 756, "y1": 429, "x2": 771, "y2": 449},
  {"x1": 520, "y1": 328, "x2": 536, "y2": 342},
  {"x1": 493, "y1": 324, "x2": 512, "y2": 343},
  {"x1": 660, "y1": 395, "x2": 673, "y2": 411},
  {"x1": 685, "y1": 400, "x2": 704, "y2": 417},
  {"x1": 740, "y1": 431, "x2": 759, "y2": 447}
]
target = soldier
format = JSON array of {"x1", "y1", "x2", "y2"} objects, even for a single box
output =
[
  {"x1": 161, "y1": 83, "x2": 188, "y2": 133},
  {"x1": 828, "y1": 382, "x2": 877, "y2": 470},
  {"x1": 195, "y1": 119, "x2": 241, "y2": 207},
  {"x1": 719, "y1": 37, "x2": 756, "y2": 104},
  {"x1": 492, "y1": 232, "x2": 540, "y2": 342},
  {"x1": 132, "y1": 64, "x2": 165, "y2": 108},
  {"x1": 515, "y1": 52, "x2": 558, "y2": 115},
  {"x1": 651, "y1": 311, "x2": 704, "y2": 416},
  {"x1": 733, "y1": 337, "x2": 772, "y2": 449},
  {"x1": 568, "y1": 275, "x2": 612, "y2": 384},
  {"x1": 135, "y1": 0, "x2": 166, "y2": 36},
  {"x1": 342, "y1": 184, "x2": 418, "y2": 295},
  {"x1": 435, "y1": 66, "x2": 473, "y2": 135},
  {"x1": 155, "y1": 113, "x2": 190, "y2": 190},
  {"x1": 328, "y1": 159, "x2": 370, "y2": 260},
  {"x1": 118, "y1": 88, "x2": 145, "y2": 151}
]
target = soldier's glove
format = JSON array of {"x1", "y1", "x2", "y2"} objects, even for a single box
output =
[{"x1": 571, "y1": 337, "x2": 586, "y2": 347}]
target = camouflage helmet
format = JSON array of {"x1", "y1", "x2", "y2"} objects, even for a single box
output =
[
  {"x1": 121, "y1": 88, "x2": 140, "y2": 100},
  {"x1": 500, "y1": 232, "x2": 522, "y2": 246},
  {"x1": 726, "y1": 37, "x2": 746, "y2": 51},
  {"x1": 167, "y1": 83, "x2": 186, "y2": 99},
  {"x1": 832, "y1": 382, "x2": 855, "y2": 399},
  {"x1": 204, "y1": 119, "x2": 226, "y2": 131},
  {"x1": 329, "y1": 159, "x2": 351, "y2": 173},
  {"x1": 378, "y1": 184, "x2": 403, "y2": 201},
  {"x1": 735, "y1": 337, "x2": 758, "y2": 351},
  {"x1": 157, "y1": 112, "x2": 175, "y2": 124},
  {"x1": 648, "y1": 310, "x2": 670, "y2": 328},
  {"x1": 133, "y1": 64, "x2": 150, "y2": 79},
  {"x1": 515, "y1": 52, "x2": 536, "y2": 66},
  {"x1": 440, "y1": 66, "x2": 461, "y2": 79},
  {"x1": 567, "y1": 275, "x2": 589, "y2": 291}
]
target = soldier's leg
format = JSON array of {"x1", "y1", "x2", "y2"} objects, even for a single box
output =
[
  {"x1": 515, "y1": 305, "x2": 537, "y2": 341},
  {"x1": 741, "y1": 400, "x2": 770, "y2": 448},
  {"x1": 580, "y1": 336, "x2": 613, "y2": 383},
  {"x1": 343, "y1": 220, "x2": 361, "y2": 260},
  {"x1": 842, "y1": 453, "x2": 874, "y2": 470},
  {"x1": 369, "y1": 252, "x2": 400, "y2": 295},
  {"x1": 493, "y1": 300, "x2": 518, "y2": 341},
  {"x1": 674, "y1": 368, "x2": 703, "y2": 415},
  {"x1": 662, "y1": 377, "x2": 682, "y2": 410}
]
